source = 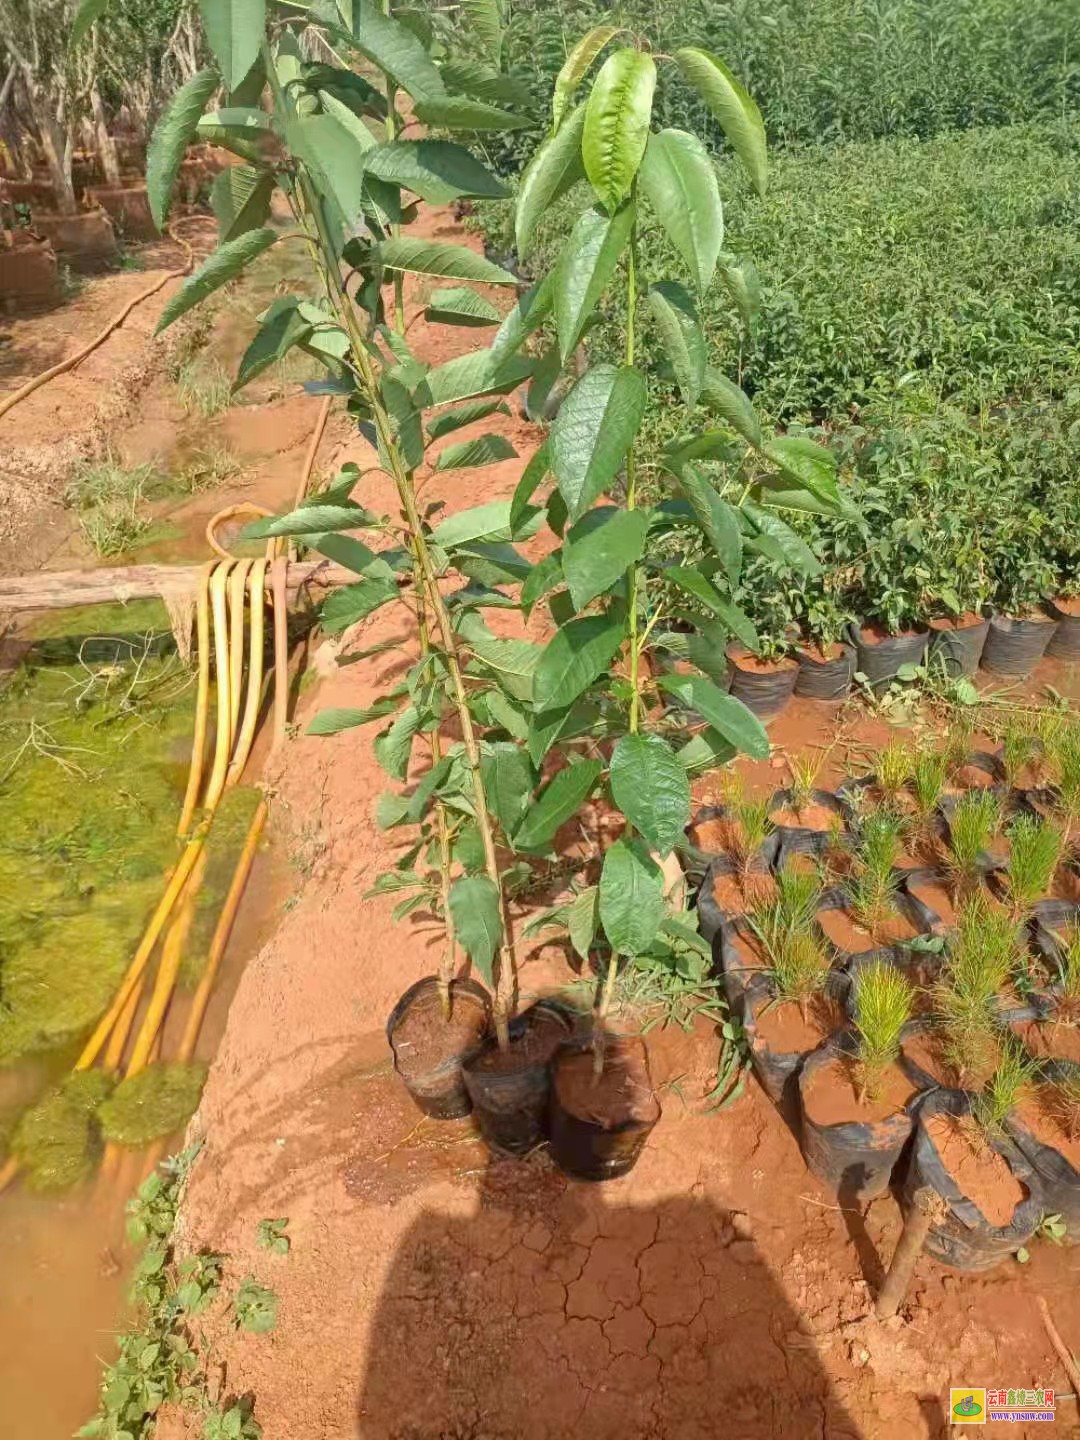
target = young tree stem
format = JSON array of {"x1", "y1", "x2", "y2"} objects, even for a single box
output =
[
  {"x1": 625, "y1": 226, "x2": 641, "y2": 735},
  {"x1": 594, "y1": 952, "x2": 620, "y2": 1079}
]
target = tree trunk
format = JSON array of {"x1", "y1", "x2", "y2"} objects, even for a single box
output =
[
  {"x1": 90, "y1": 84, "x2": 120, "y2": 185},
  {"x1": 35, "y1": 106, "x2": 77, "y2": 214}
]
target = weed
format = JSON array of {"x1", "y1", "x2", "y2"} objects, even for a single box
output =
[
  {"x1": 974, "y1": 1035, "x2": 1036, "y2": 1135},
  {"x1": 97, "y1": 1061, "x2": 207, "y2": 1147},
  {"x1": 65, "y1": 453, "x2": 162, "y2": 557},
  {"x1": 175, "y1": 357, "x2": 232, "y2": 418},
  {"x1": 947, "y1": 790, "x2": 1003, "y2": 897},
  {"x1": 1017, "y1": 1211, "x2": 1068, "y2": 1262},
  {"x1": 233, "y1": 1277, "x2": 279, "y2": 1335},
  {"x1": 853, "y1": 959, "x2": 914, "y2": 1103},
  {"x1": 1002, "y1": 813, "x2": 1063, "y2": 918},
  {"x1": 256, "y1": 1217, "x2": 290, "y2": 1255},
  {"x1": 176, "y1": 444, "x2": 242, "y2": 494}
]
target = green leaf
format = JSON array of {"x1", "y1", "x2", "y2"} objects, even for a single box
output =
[
  {"x1": 481, "y1": 742, "x2": 535, "y2": 837},
  {"x1": 719, "y1": 253, "x2": 761, "y2": 333},
  {"x1": 678, "y1": 726, "x2": 738, "y2": 773},
  {"x1": 432, "y1": 499, "x2": 516, "y2": 547},
  {"x1": 552, "y1": 24, "x2": 621, "y2": 132},
  {"x1": 647, "y1": 281, "x2": 705, "y2": 407},
  {"x1": 678, "y1": 467, "x2": 742, "y2": 587},
  {"x1": 599, "y1": 838, "x2": 664, "y2": 955},
  {"x1": 740, "y1": 499, "x2": 821, "y2": 577},
  {"x1": 155, "y1": 228, "x2": 277, "y2": 334},
  {"x1": 658, "y1": 673, "x2": 769, "y2": 758},
  {"x1": 234, "y1": 1276, "x2": 278, "y2": 1334},
  {"x1": 287, "y1": 114, "x2": 371, "y2": 240},
  {"x1": 146, "y1": 69, "x2": 218, "y2": 230},
  {"x1": 425, "y1": 285, "x2": 501, "y2": 327},
  {"x1": 515, "y1": 102, "x2": 587, "y2": 259},
  {"x1": 762, "y1": 437, "x2": 843, "y2": 511},
  {"x1": 234, "y1": 298, "x2": 311, "y2": 390},
  {"x1": 489, "y1": 274, "x2": 554, "y2": 365},
  {"x1": 316, "y1": 89, "x2": 377, "y2": 156},
  {"x1": 364, "y1": 140, "x2": 508, "y2": 203},
  {"x1": 196, "y1": 107, "x2": 273, "y2": 164},
  {"x1": 582, "y1": 48, "x2": 656, "y2": 213},
  {"x1": 509, "y1": 440, "x2": 550, "y2": 535},
  {"x1": 550, "y1": 363, "x2": 645, "y2": 522},
  {"x1": 339, "y1": 1, "x2": 445, "y2": 100},
  {"x1": 566, "y1": 884, "x2": 600, "y2": 960},
  {"x1": 424, "y1": 349, "x2": 533, "y2": 406},
  {"x1": 306, "y1": 700, "x2": 399, "y2": 735},
  {"x1": 533, "y1": 610, "x2": 624, "y2": 711},
  {"x1": 469, "y1": 636, "x2": 543, "y2": 701},
  {"x1": 562, "y1": 506, "x2": 648, "y2": 611},
  {"x1": 514, "y1": 760, "x2": 602, "y2": 852},
  {"x1": 664, "y1": 567, "x2": 758, "y2": 647},
  {"x1": 442, "y1": 59, "x2": 528, "y2": 108},
  {"x1": 673, "y1": 47, "x2": 768, "y2": 197},
  {"x1": 609, "y1": 733, "x2": 690, "y2": 857},
  {"x1": 379, "y1": 237, "x2": 517, "y2": 285},
  {"x1": 639, "y1": 127, "x2": 723, "y2": 293},
  {"x1": 71, "y1": 0, "x2": 109, "y2": 45},
  {"x1": 448, "y1": 876, "x2": 502, "y2": 985},
  {"x1": 700, "y1": 368, "x2": 761, "y2": 446},
  {"x1": 432, "y1": 434, "x2": 517, "y2": 473},
  {"x1": 373, "y1": 704, "x2": 421, "y2": 780},
  {"x1": 413, "y1": 96, "x2": 527, "y2": 132},
  {"x1": 554, "y1": 201, "x2": 635, "y2": 358},
  {"x1": 521, "y1": 551, "x2": 563, "y2": 614},
  {"x1": 199, "y1": 0, "x2": 265, "y2": 91},
  {"x1": 427, "y1": 398, "x2": 509, "y2": 439},
  {"x1": 376, "y1": 793, "x2": 410, "y2": 830},
  {"x1": 322, "y1": 579, "x2": 400, "y2": 632},
  {"x1": 210, "y1": 164, "x2": 274, "y2": 244},
  {"x1": 244, "y1": 503, "x2": 369, "y2": 538},
  {"x1": 457, "y1": 0, "x2": 504, "y2": 63}
]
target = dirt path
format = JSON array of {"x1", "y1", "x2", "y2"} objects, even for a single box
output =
[{"x1": 167, "y1": 204, "x2": 1080, "y2": 1440}]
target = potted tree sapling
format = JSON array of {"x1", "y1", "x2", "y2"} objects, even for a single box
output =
[
  {"x1": 1011, "y1": 925, "x2": 1080, "y2": 1071},
  {"x1": 799, "y1": 958, "x2": 917, "y2": 1198},
  {"x1": 701, "y1": 775, "x2": 778, "y2": 914},
  {"x1": 944, "y1": 790, "x2": 1004, "y2": 901},
  {"x1": 982, "y1": 513, "x2": 1059, "y2": 676},
  {"x1": 1009, "y1": 1053, "x2": 1080, "y2": 1241},
  {"x1": 768, "y1": 750, "x2": 843, "y2": 842},
  {"x1": 996, "y1": 813, "x2": 1064, "y2": 924},
  {"x1": 818, "y1": 809, "x2": 924, "y2": 959},
  {"x1": 791, "y1": 589, "x2": 857, "y2": 702}
]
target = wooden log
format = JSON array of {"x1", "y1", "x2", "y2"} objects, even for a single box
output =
[{"x1": 0, "y1": 559, "x2": 357, "y2": 613}]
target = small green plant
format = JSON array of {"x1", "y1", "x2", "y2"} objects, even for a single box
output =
[
  {"x1": 848, "y1": 809, "x2": 904, "y2": 935},
  {"x1": 1053, "y1": 925, "x2": 1080, "y2": 1019},
  {"x1": 65, "y1": 453, "x2": 161, "y2": 558},
  {"x1": 787, "y1": 751, "x2": 823, "y2": 817},
  {"x1": 875, "y1": 739, "x2": 912, "y2": 804},
  {"x1": 175, "y1": 357, "x2": 233, "y2": 419},
  {"x1": 910, "y1": 745, "x2": 948, "y2": 824},
  {"x1": 1051, "y1": 1067, "x2": 1080, "y2": 1141},
  {"x1": 1002, "y1": 813, "x2": 1063, "y2": 919},
  {"x1": 204, "y1": 1399, "x2": 262, "y2": 1440},
  {"x1": 177, "y1": 445, "x2": 243, "y2": 494},
  {"x1": 853, "y1": 959, "x2": 914, "y2": 1103},
  {"x1": 722, "y1": 778, "x2": 775, "y2": 887},
  {"x1": 934, "y1": 893, "x2": 1018, "y2": 1082},
  {"x1": 1016, "y1": 1212, "x2": 1067, "y2": 1263},
  {"x1": 947, "y1": 790, "x2": 1003, "y2": 897},
  {"x1": 233, "y1": 1277, "x2": 279, "y2": 1335},
  {"x1": 974, "y1": 1035, "x2": 1036, "y2": 1136},
  {"x1": 256, "y1": 1217, "x2": 290, "y2": 1255},
  {"x1": 1001, "y1": 719, "x2": 1039, "y2": 790},
  {"x1": 1047, "y1": 723, "x2": 1080, "y2": 853}
]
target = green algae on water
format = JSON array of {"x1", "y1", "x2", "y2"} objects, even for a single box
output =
[
  {"x1": 10, "y1": 1070, "x2": 114, "y2": 1192},
  {"x1": 98, "y1": 1062, "x2": 208, "y2": 1148}
]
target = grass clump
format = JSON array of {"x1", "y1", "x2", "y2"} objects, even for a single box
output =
[
  {"x1": 65, "y1": 453, "x2": 162, "y2": 557},
  {"x1": 1052, "y1": 924, "x2": 1080, "y2": 1019},
  {"x1": 875, "y1": 739, "x2": 912, "y2": 805},
  {"x1": 853, "y1": 959, "x2": 914, "y2": 1103},
  {"x1": 10, "y1": 1070, "x2": 113, "y2": 1192},
  {"x1": 910, "y1": 745, "x2": 948, "y2": 827},
  {"x1": 934, "y1": 893, "x2": 1019, "y2": 1082},
  {"x1": 720, "y1": 776, "x2": 774, "y2": 886},
  {"x1": 1002, "y1": 813, "x2": 1063, "y2": 918},
  {"x1": 176, "y1": 444, "x2": 242, "y2": 495},
  {"x1": 751, "y1": 869, "x2": 830, "y2": 1019},
  {"x1": 175, "y1": 356, "x2": 232, "y2": 418},
  {"x1": 973, "y1": 1035, "x2": 1036, "y2": 1136},
  {"x1": 1046, "y1": 722, "x2": 1080, "y2": 852},
  {"x1": 848, "y1": 809, "x2": 904, "y2": 935},
  {"x1": 947, "y1": 789, "x2": 1003, "y2": 897},
  {"x1": 1050, "y1": 1065, "x2": 1080, "y2": 1142},
  {"x1": 98, "y1": 1061, "x2": 208, "y2": 1148},
  {"x1": 1001, "y1": 719, "x2": 1040, "y2": 790}
]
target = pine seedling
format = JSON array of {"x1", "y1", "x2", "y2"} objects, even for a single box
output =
[
  {"x1": 875, "y1": 739, "x2": 912, "y2": 805},
  {"x1": 947, "y1": 790, "x2": 1003, "y2": 897},
  {"x1": 1001, "y1": 719, "x2": 1039, "y2": 791},
  {"x1": 768, "y1": 929, "x2": 831, "y2": 1021},
  {"x1": 1002, "y1": 813, "x2": 1063, "y2": 919},
  {"x1": 1049, "y1": 723, "x2": 1080, "y2": 853},
  {"x1": 1054, "y1": 924, "x2": 1080, "y2": 1021},
  {"x1": 943, "y1": 716, "x2": 975, "y2": 776},
  {"x1": 854, "y1": 959, "x2": 915, "y2": 1104},
  {"x1": 934, "y1": 893, "x2": 1018, "y2": 1082},
  {"x1": 788, "y1": 751, "x2": 823, "y2": 818},
  {"x1": 911, "y1": 745, "x2": 948, "y2": 821},
  {"x1": 721, "y1": 776, "x2": 774, "y2": 891},
  {"x1": 1051, "y1": 1066, "x2": 1080, "y2": 1142},
  {"x1": 973, "y1": 1035, "x2": 1036, "y2": 1137},
  {"x1": 848, "y1": 809, "x2": 904, "y2": 935},
  {"x1": 749, "y1": 863, "x2": 821, "y2": 961}
]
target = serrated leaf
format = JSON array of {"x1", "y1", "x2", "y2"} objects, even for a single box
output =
[
  {"x1": 740, "y1": 500, "x2": 821, "y2": 577},
  {"x1": 700, "y1": 368, "x2": 761, "y2": 446},
  {"x1": 658, "y1": 673, "x2": 769, "y2": 758},
  {"x1": 432, "y1": 434, "x2": 517, "y2": 473},
  {"x1": 364, "y1": 140, "x2": 508, "y2": 203},
  {"x1": 373, "y1": 704, "x2": 421, "y2": 779},
  {"x1": 566, "y1": 884, "x2": 600, "y2": 960},
  {"x1": 763, "y1": 436, "x2": 843, "y2": 512},
  {"x1": 550, "y1": 364, "x2": 645, "y2": 522},
  {"x1": 600, "y1": 838, "x2": 664, "y2": 955},
  {"x1": 562, "y1": 506, "x2": 647, "y2": 611},
  {"x1": 489, "y1": 273, "x2": 554, "y2": 365},
  {"x1": 425, "y1": 285, "x2": 501, "y2": 327},
  {"x1": 156, "y1": 228, "x2": 277, "y2": 333},
  {"x1": 306, "y1": 699, "x2": 399, "y2": 735},
  {"x1": 719, "y1": 252, "x2": 761, "y2": 333},
  {"x1": 448, "y1": 876, "x2": 502, "y2": 984},
  {"x1": 554, "y1": 201, "x2": 635, "y2": 358},
  {"x1": 200, "y1": 0, "x2": 265, "y2": 90},
  {"x1": 552, "y1": 24, "x2": 621, "y2": 131},
  {"x1": 647, "y1": 281, "x2": 705, "y2": 407},
  {"x1": 337, "y1": 1, "x2": 445, "y2": 100},
  {"x1": 424, "y1": 349, "x2": 533, "y2": 406},
  {"x1": 481, "y1": 742, "x2": 535, "y2": 837},
  {"x1": 469, "y1": 635, "x2": 543, "y2": 701},
  {"x1": 244, "y1": 503, "x2": 368, "y2": 538},
  {"x1": 609, "y1": 733, "x2": 690, "y2": 857},
  {"x1": 677, "y1": 467, "x2": 742, "y2": 587},
  {"x1": 210, "y1": 164, "x2": 275, "y2": 244},
  {"x1": 427, "y1": 398, "x2": 509, "y2": 439},
  {"x1": 432, "y1": 499, "x2": 515, "y2": 547},
  {"x1": 379, "y1": 236, "x2": 517, "y2": 285},
  {"x1": 582, "y1": 48, "x2": 655, "y2": 213},
  {"x1": 639, "y1": 128, "x2": 724, "y2": 294},
  {"x1": 515, "y1": 102, "x2": 587, "y2": 259},
  {"x1": 533, "y1": 610, "x2": 624, "y2": 711},
  {"x1": 674, "y1": 47, "x2": 767, "y2": 197},
  {"x1": 321, "y1": 579, "x2": 400, "y2": 632},
  {"x1": 664, "y1": 567, "x2": 758, "y2": 648},
  {"x1": 413, "y1": 96, "x2": 527, "y2": 131},
  {"x1": 509, "y1": 440, "x2": 550, "y2": 535},
  {"x1": 514, "y1": 760, "x2": 602, "y2": 851},
  {"x1": 146, "y1": 69, "x2": 218, "y2": 231}
]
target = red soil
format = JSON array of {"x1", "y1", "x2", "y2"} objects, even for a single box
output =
[
  {"x1": 923, "y1": 1115, "x2": 1027, "y2": 1228},
  {"x1": 753, "y1": 995, "x2": 841, "y2": 1055},
  {"x1": 770, "y1": 801, "x2": 838, "y2": 831},
  {"x1": 803, "y1": 1055, "x2": 917, "y2": 1126}
]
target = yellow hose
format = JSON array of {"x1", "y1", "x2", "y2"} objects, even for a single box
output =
[
  {"x1": 205, "y1": 502, "x2": 273, "y2": 561},
  {"x1": 226, "y1": 559, "x2": 267, "y2": 788},
  {"x1": 203, "y1": 561, "x2": 234, "y2": 813},
  {"x1": 227, "y1": 558, "x2": 252, "y2": 748},
  {"x1": 177, "y1": 563, "x2": 214, "y2": 838},
  {"x1": 271, "y1": 557, "x2": 289, "y2": 750}
]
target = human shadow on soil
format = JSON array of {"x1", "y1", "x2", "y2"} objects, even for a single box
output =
[{"x1": 354, "y1": 1154, "x2": 866, "y2": 1440}]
